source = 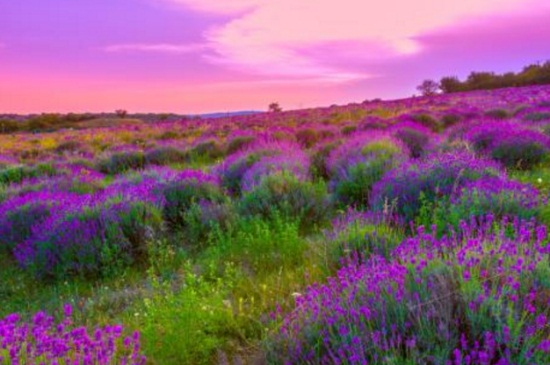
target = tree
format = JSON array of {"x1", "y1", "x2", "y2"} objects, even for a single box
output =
[
  {"x1": 115, "y1": 109, "x2": 128, "y2": 119},
  {"x1": 439, "y1": 76, "x2": 463, "y2": 93},
  {"x1": 268, "y1": 102, "x2": 282, "y2": 113},
  {"x1": 416, "y1": 80, "x2": 439, "y2": 96}
]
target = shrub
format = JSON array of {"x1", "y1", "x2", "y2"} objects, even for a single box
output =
[
  {"x1": 0, "y1": 306, "x2": 145, "y2": 364},
  {"x1": 54, "y1": 140, "x2": 83, "y2": 154},
  {"x1": 341, "y1": 125, "x2": 357, "y2": 135},
  {"x1": 14, "y1": 198, "x2": 162, "y2": 279},
  {"x1": 97, "y1": 151, "x2": 145, "y2": 174},
  {"x1": 225, "y1": 135, "x2": 256, "y2": 154},
  {"x1": 239, "y1": 171, "x2": 330, "y2": 232},
  {"x1": 524, "y1": 112, "x2": 550, "y2": 122},
  {"x1": 371, "y1": 151, "x2": 503, "y2": 223},
  {"x1": 310, "y1": 140, "x2": 342, "y2": 180},
  {"x1": 160, "y1": 170, "x2": 224, "y2": 231},
  {"x1": 441, "y1": 113, "x2": 461, "y2": 127},
  {"x1": 328, "y1": 133, "x2": 408, "y2": 208},
  {"x1": 0, "y1": 164, "x2": 57, "y2": 186},
  {"x1": 0, "y1": 192, "x2": 82, "y2": 254},
  {"x1": 324, "y1": 210, "x2": 404, "y2": 270},
  {"x1": 215, "y1": 140, "x2": 299, "y2": 195},
  {"x1": 391, "y1": 121, "x2": 434, "y2": 158},
  {"x1": 484, "y1": 108, "x2": 510, "y2": 119},
  {"x1": 464, "y1": 121, "x2": 550, "y2": 170},
  {"x1": 411, "y1": 113, "x2": 442, "y2": 132},
  {"x1": 449, "y1": 177, "x2": 542, "y2": 221},
  {"x1": 295, "y1": 128, "x2": 320, "y2": 148},
  {"x1": 267, "y1": 218, "x2": 550, "y2": 364},
  {"x1": 241, "y1": 150, "x2": 310, "y2": 192},
  {"x1": 188, "y1": 139, "x2": 225, "y2": 160},
  {"x1": 182, "y1": 200, "x2": 236, "y2": 248},
  {"x1": 144, "y1": 146, "x2": 188, "y2": 166}
]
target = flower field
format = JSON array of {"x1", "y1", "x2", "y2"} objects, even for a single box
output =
[{"x1": 2, "y1": 85, "x2": 550, "y2": 364}]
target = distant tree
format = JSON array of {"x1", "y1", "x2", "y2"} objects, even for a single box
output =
[
  {"x1": 115, "y1": 109, "x2": 128, "y2": 119},
  {"x1": 439, "y1": 76, "x2": 463, "y2": 93},
  {"x1": 268, "y1": 102, "x2": 282, "y2": 113},
  {"x1": 416, "y1": 80, "x2": 439, "y2": 96},
  {"x1": 466, "y1": 72, "x2": 497, "y2": 90}
]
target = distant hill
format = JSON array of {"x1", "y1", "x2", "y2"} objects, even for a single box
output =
[
  {"x1": 197, "y1": 111, "x2": 261, "y2": 119},
  {"x1": 0, "y1": 110, "x2": 262, "y2": 134}
]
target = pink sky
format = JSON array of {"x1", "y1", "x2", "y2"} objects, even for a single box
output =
[{"x1": 1, "y1": 0, "x2": 550, "y2": 114}]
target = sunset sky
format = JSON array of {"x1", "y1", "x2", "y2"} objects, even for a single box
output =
[{"x1": 1, "y1": 0, "x2": 550, "y2": 114}]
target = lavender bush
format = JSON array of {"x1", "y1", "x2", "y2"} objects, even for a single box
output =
[
  {"x1": 268, "y1": 217, "x2": 550, "y2": 364},
  {"x1": 450, "y1": 177, "x2": 543, "y2": 221},
  {"x1": 0, "y1": 305, "x2": 145, "y2": 364},
  {"x1": 327, "y1": 133, "x2": 408, "y2": 208},
  {"x1": 463, "y1": 121, "x2": 550, "y2": 170}
]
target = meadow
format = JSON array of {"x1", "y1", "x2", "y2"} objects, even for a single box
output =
[{"x1": 1, "y1": 85, "x2": 550, "y2": 364}]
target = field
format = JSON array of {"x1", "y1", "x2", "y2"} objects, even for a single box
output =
[{"x1": 2, "y1": 85, "x2": 550, "y2": 364}]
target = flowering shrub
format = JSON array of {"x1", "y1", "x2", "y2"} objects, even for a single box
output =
[
  {"x1": 0, "y1": 163, "x2": 57, "y2": 186},
  {"x1": 371, "y1": 151, "x2": 503, "y2": 223},
  {"x1": 328, "y1": 133, "x2": 408, "y2": 208},
  {"x1": 0, "y1": 305, "x2": 145, "y2": 364},
  {"x1": 390, "y1": 121, "x2": 435, "y2": 158},
  {"x1": 0, "y1": 192, "x2": 82, "y2": 253},
  {"x1": 14, "y1": 197, "x2": 162, "y2": 279},
  {"x1": 160, "y1": 170, "x2": 224, "y2": 231},
  {"x1": 225, "y1": 134, "x2": 256, "y2": 154},
  {"x1": 464, "y1": 121, "x2": 550, "y2": 170},
  {"x1": 450, "y1": 177, "x2": 543, "y2": 221},
  {"x1": 324, "y1": 210, "x2": 404, "y2": 270},
  {"x1": 268, "y1": 217, "x2": 550, "y2": 364},
  {"x1": 188, "y1": 138, "x2": 225, "y2": 160},
  {"x1": 144, "y1": 146, "x2": 188, "y2": 166},
  {"x1": 215, "y1": 140, "x2": 300, "y2": 195},
  {"x1": 310, "y1": 140, "x2": 342, "y2": 180},
  {"x1": 295, "y1": 128, "x2": 321, "y2": 148},
  {"x1": 241, "y1": 149, "x2": 310, "y2": 192},
  {"x1": 239, "y1": 171, "x2": 330, "y2": 231},
  {"x1": 97, "y1": 151, "x2": 146, "y2": 175}
]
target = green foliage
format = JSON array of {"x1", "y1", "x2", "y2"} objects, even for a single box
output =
[
  {"x1": 439, "y1": 61, "x2": 550, "y2": 93},
  {"x1": 485, "y1": 109, "x2": 510, "y2": 119},
  {"x1": 225, "y1": 136, "x2": 255, "y2": 154},
  {"x1": 295, "y1": 129, "x2": 320, "y2": 148},
  {"x1": 411, "y1": 114, "x2": 442, "y2": 132},
  {"x1": 326, "y1": 221, "x2": 404, "y2": 270},
  {"x1": 204, "y1": 215, "x2": 305, "y2": 274},
  {"x1": 239, "y1": 172, "x2": 330, "y2": 232},
  {"x1": 525, "y1": 112, "x2": 550, "y2": 122},
  {"x1": 137, "y1": 263, "x2": 242, "y2": 365},
  {"x1": 310, "y1": 141, "x2": 341, "y2": 180},
  {"x1": 440, "y1": 114, "x2": 461, "y2": 127},
  {"x1": 0, "y1": 163, "x2": 56, "y2": 186},
  {"x1": 416, "y1": 79, "x2": 439, "y2": 96},
  {"x1": 144, "y1": 146, "x2": 188, "y2": 166},
  {"x1": 189, "y1": 140, "x2": 225, "y2": 161},
  {"x1": 491, "y1": 141, "x2": 547, "y2": 170},
  {"x1": 161, "y1": 180, "x2": 225, "y2": 233},
  {"x1": 97, "y1": 151, "x2": 146, "y2": 175},
  {"x1": 180, "y1": 200, "x2": 236, "y2": 250}
]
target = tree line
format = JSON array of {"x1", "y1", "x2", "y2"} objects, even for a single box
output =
[{"x1": 417, "y1": 61, "x2": 550, "y2": 96}]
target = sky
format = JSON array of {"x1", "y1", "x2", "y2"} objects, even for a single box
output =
[{"x1": 1, "y1": 0, "x2": 550, "y2": 114}]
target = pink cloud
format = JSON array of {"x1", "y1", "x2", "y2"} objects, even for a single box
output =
[{"x1": 166, "y1": 0, "x2": 549, "y2": 81}]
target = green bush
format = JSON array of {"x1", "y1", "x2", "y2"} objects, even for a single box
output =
[
  {"x1": 144, "y1": 146, "x2": 188, "y2": 166},
  {"x1": 97, "y1": 151, "x2": 145, "y2": 174},
  {"x1": 239, "y1": 172, "x2": 330, "y2": 232},
  {"x1": 0, "y1": 164, "x2": 57, "y2": 186},
  {"x1": 161, "y1": 180, "x2": 225, "y2": 232}
]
